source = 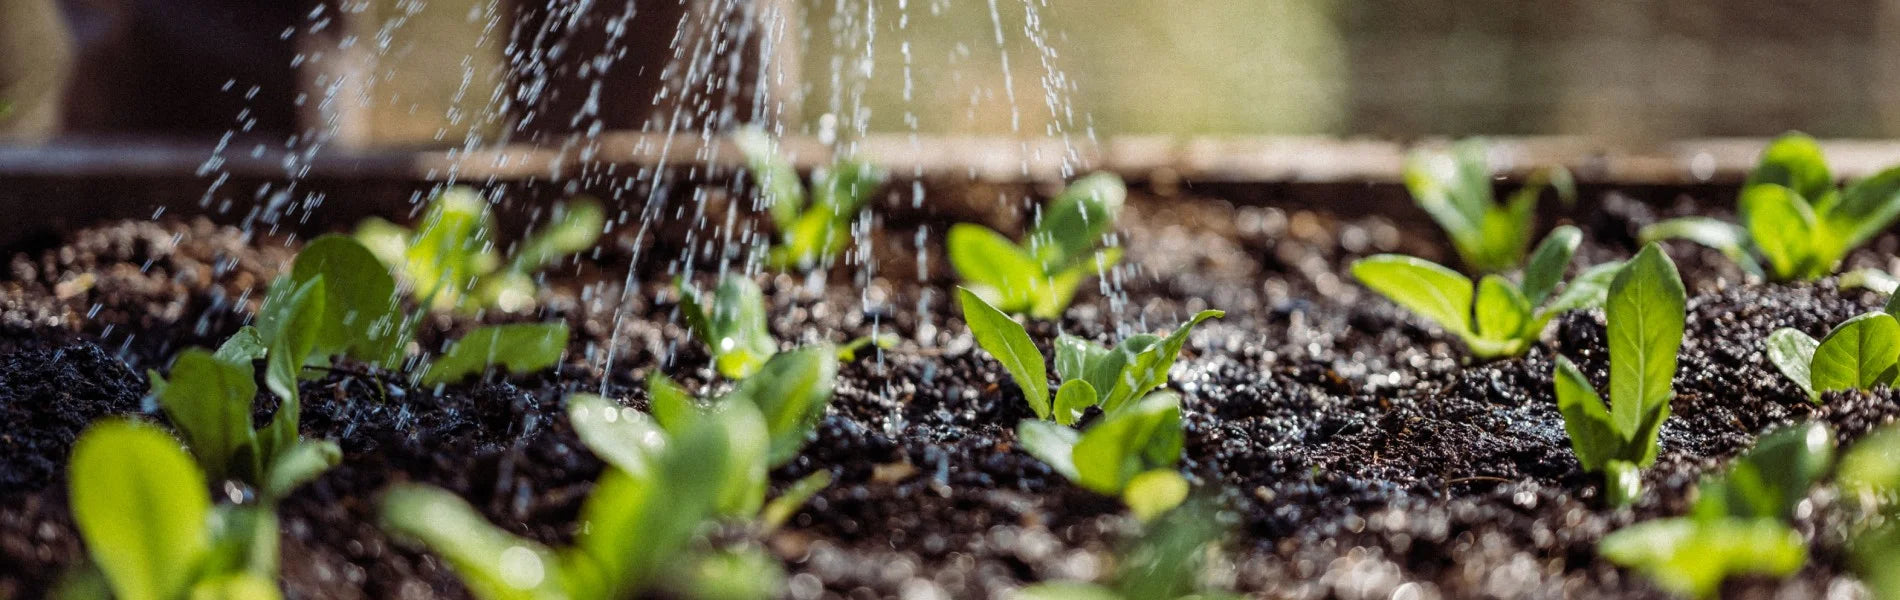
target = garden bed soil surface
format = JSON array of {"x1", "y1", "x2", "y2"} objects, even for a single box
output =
[{"x1": 1, "y1": 184, "x2": 1898, "y2": 599}]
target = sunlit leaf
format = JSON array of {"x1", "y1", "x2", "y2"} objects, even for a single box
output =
[
  {"x1": 70, "y1": 421, "x2": 212, "y2": 600},
  {"x1": 960, "y1": 288, "x2": 1049, "y2": 418},
  {"x1": 421, "y1": 322, "x2": 569, "y2": 385}
]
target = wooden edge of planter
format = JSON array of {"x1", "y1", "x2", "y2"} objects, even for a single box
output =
[{"x1": 8, "y1": 133, "x2": 1900, "y2": 185}]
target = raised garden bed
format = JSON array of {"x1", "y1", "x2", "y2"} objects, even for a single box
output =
[{"x1": 3, "y1": 136, "x2": 1900, "y2": 599}]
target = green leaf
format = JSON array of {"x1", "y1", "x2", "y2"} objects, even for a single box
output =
[
  {"x1": 1842, "y1": 268, "x2": 1900, "y2": 295},
  {"x1": 1851, "y1": 522, "x2": 1900, "y2": 600},
  {"x1": 1606, "y1": 243, "x2": 1685, "y2": 438},
  {"x1": 1838, "y1": 425, "x2": 1900, "y2": 506},
  {"x1": 676, "y1": 547, "x2": 786, "y2": 600},
  {"x1": 200, "y1": 504, "x2": 278, "y2": 580},
  {"x1": 947, "y1": 223, "x2": 1046, "y2": 315},
  {"x1": 1765, "y1": 328, "x2": 1820, "y2": 399},
  {"x1": 645, "y1": 372, "x2": 696, "y2": 434},
  {"x1": 959, "y1": 288, "x2": 1049, "y2": 419},
  {"x1": 1112, "y1": 499, "x2": 1230, "y2": 599},
  {"x1": 1554, "y1": 356, "x2": 1620, "y2": 473},
  {"x1": 290, "y1": 235, "x2": 406, "y2": 366},
  {"x1": 381, "y1": 484, "x2": 567, "y2": 600},
  {"x1": 1828, "y1": 166, "x2": 1900, "y2": 249},
  {"x1": 1053, "y1": 379, "x2": 1099, "y2": 426},
  {"x1": 1055, "y1": 335, "x2": 1110, "y2": 387},
  {"x1": 732, "y1": 127, "x2": 807, "y2": 229},
  {"x1": 261, "y1": 440, "x2": 339, "y2": 500},
  {"x1": 1810, "y1": 312, "x2": 1900, "y2": 394},
  {"x1": 1522, "y1": 225, "x2": 1581, "y2": 305},
  {"x1": 1638, "y1": 217, "x2": 1764, "y2": 278},
  {"x1": 1741, "y1": 184, "x2": 1822, "y2": 280},
  {"x1": 1073, "y1": 392, "x2": 1184, "y2": 495},
  {"x1": 1693, "y1": 423, "x2": 1834, "y2": 521},
  {"x1": 70, "y1": 421, "x2": 212, "y2": 600},
  {"x1": 187, "y1": 572, "x2": 282, "y2": 600},
  {"x1": 760, "y1": 471, "x2": 833, "y2": 532},
  {"x1": 404, "y1": 187, "x2": 495, "y2": 309},
  {"x1": 1747, "y1": 132, "x2": 1832, "y2": 204},
  {"x1": 1535, "y1": 261, "x2": 1621, "y2": 320},
  {"x1": 1033, "y1": 246, "x2": 1121, "y2": 320},
  {"x1": 153, "y1": 349, "x2": 259, "y2": 483},
  {"x1": 1351, "y1": 255, "x2": 1475, "y2": 340},
  {"x1": 1474, "y1": 274, "x2": 1531, "y2": 344},
  {"x1": 728, "y1": 347, "x2": 838, "y2": 467},
  {"x1": 508, "y1": 198, "x2": 605, "y2": 273},
  {"x1": 1122, "y1": 469, "x2": 1189, "y2": 522},
  {"x1": 810, "y1": 160, "x2": 884, "y2": 215},
  {"x1": 422, "y1": 322, "x2": 570, "y2": 385},
  {"x1": 254, "y1": 275, "x2": 325, "y2": 461},
  {"x1": 1600, "y1": 517, "x2": 1806, "y2": 599},
  {"x1": 1405, "y1": 141, "x2": 1494, "y2": 269},
  {"x1": 678, "y1": 275, "x2": 778, "y2": 380},
  {"x1": 212, "y1": 327, "x2": 266, "y2": 364},
  {"x1": 1016, "y1": 419, "x2": 1081, "y2": 482},
  {"x1": 1027, "y1": 172, "x2": 1126, "y2": 271},
  {"x1": 1099, "y1": 310, "x2": 1224, "y2": 413},
  {"x1": 1012, "y1": 582, "x2": 1123, "y2": 600},
  {"x1": 567, "y1": 394, "x2": 666, "y2": 478},
  {"x1": 575, "y1": 403, "x2": 744, "y2": 595}
]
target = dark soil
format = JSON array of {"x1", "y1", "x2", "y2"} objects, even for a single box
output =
[{"x1": 1, "y1": 183, "x2": 1897, "y2": 600}]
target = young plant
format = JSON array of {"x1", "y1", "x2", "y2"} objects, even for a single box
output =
[
  {"x1": 356, "y1": 185, "x2": 605, "y2": 312},
  {"x1": 1015, "y1": 500, "x2": 1239, "y2": 600},
  {"x1": 678, "y1": 274, "x2": 893, "y2": 380},
  {"x1": 1352, "y1": 225, "x2": 1618, "y2": 359},
  {"x1": 960, "y1": 288, "x2": 1219, "y2": 518},
  {"x1": 1552, "y1": 242, "x2": 1685, "y2": 506},
  {"x1": 420, "y1": 321, "x2": 571, "y2": 386},
  {"x1": 1765, "y1": 298, "x2": 1900, "y2": 402},
  {"x1": 67, "y1": 421, "x2": 285, "y2": 600},
  {"x1": 383, "y1": 399, "x2": 784, "y2": 600},
  {"x1": 733, "y1": 127, "x2": 887, "y2": 271},
  {"x1": 1599, "y1": 423, "x2": 1829, "y2": 598},
  {"x1": 1405, "y1": 138, "x2": 1576, "y2": 274},
  {"x1": 949, "y1": 172, "x2": 1127, "y2": 319},
  {"x1": 1642, "y1": 132, "x2": 1900, "y2": 281}
]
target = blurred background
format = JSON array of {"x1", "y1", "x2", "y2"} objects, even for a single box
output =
[{"x1": 2, "y1": 0, "x2": 1898, "y2": 147}]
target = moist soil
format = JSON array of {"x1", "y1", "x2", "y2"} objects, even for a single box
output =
[{"x1": 1, "y1": 184, "x2": 1897, "y2": 599}]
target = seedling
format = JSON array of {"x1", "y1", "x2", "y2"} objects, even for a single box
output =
[
  {"x1": 1405, "y1": 138, "x2": 1576, "y2": 274},
  {"x1": 1599, "y1": 424, "x2": 1830, "y2": 598},
  {"x1": 1352, "y1": 225, "x2": 1618, "y2": 359},
  {"x1": 383, "y1": 398, "x2": 783, "y2": 600},
  {"x1": 420, "y1": 322, "x2": 571, "y2": 385},
  {"x1": 733, "y1": 127, "x2": 887, "y2": 271},
  {"x1": 1765, "y1": 300, "x2": 1900, "y2": 401},
  {"x1": 679, "y1": 274, "x2": 894, "y2": 380},
  {"x1": 356, "y1": 185, "x2": 604, "y2": 312},
  {"x1": 153, "y1": 273, "x2": 339, "y2": 498},
  {"x1": 1643, "y1": 132, "x2": 1900, "y2": 281},
  {"x1": 66, "y1": 421, "x2": 285, "y2": 600},
  {"x1": 960, "y1": 289, "x2": 1219, "y2": 518},
  {"x1": 949, "y1": 172, "x2": 1127, "y2": 319},
  {"x1": 1016, "y1": 500, "x2": 1239, "y2": 600},
  {"x1": 1552, "y1": 243, "x2": 1685, "y2": 506}
]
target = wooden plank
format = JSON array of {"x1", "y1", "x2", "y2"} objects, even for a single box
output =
[{"x1": 8, "y1": 134, "x2": 1900, "y2": 184}]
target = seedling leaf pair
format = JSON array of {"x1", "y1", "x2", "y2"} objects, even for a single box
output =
[
  {"x1": 69, "y1": 421, "x2": 286, "y2": 600},
  {"x1": 356, "y1": 186, "x2": 604, "y2": 312},
  {"x1": 1405, "y1": 138, "x2": 1576, "y2": 274},
  {"x1": 1766, "y1": 307, "x2": 1900, "y2": 401},
  {"x1": 1552, "y1": 243, "x2": 1685, "y2": 506},
  {"x1": 949, "y1": 172, "x2": 1127, "y2": 319},
  {"x1": 1353, "y1": 225, "x2": 1615, "y2": 359},
  {"x1": 733, "y1": 128, "x2": 887, "y2": 270},
  {"x1": 959, "y1": 288, "x2": 1222, "y2": 423},
  {"x1": 1601, "y1": 424, "x2": 1832, "y2": 598},
  {"x1": 679, "y1": 275, "x2": 779, "y2": 380},
  {"x1": 1643, "y1": 132, "x2": 1900, "y2": 280}
]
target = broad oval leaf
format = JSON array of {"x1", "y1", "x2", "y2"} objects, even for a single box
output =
[
  {"x1": 380, "y1": 484, "x2": 566, "y2": 600},
  {"x1": 1027, "y1": 172, "x2": 1126, "y2": 270},
  {"x1": 1351, "y1": 255, "x2": 1475, "y2": 340},
  {"x1": 568, "y1": 394, "x2": 666, "y2": 478},
  {"x1": 1599, "y1": 517, "x2": 1806, "y2": 599},
  {"x1": 1764, "y1": 328, "x2": 1820, "y2": 399},
  {"x1": 1122, "y1": 469, "x2": 1190, "y2": 522},
  {"x1": 1052, "y1": 379, "x2": 1099, "y2": 426},
  {"x1": 1474, "y1": 274, "x2": 1531, "y2": 343},
  {"x1": 153, "y1": 349, "x2": 259, "y2": 483},
  {"x1": 1605, "y1": 243, "x2": 1685, "y2": 438},
  {"x1": 1694, "y1": 423, "x2": 1834, "y2": 521},
  {"x1": 729, "y1": 347, "x2": 839, "y2": 466},
  {"x1": 421, "y1": 322, "x2": 570, "y2": 385},
  {"x1": 70, "y1": 421, "x2": 212, "y2": 600},
  {"x1": 1554, "y1": 356, "x2": 1619, "y2": 473},
  {"x1": 1829, "y1": 165, "x2": 1900, "y2": 249},
  {"x1": 947, "y1": 223, "x2": 1045, "y2": 315},
  {"x1": 1099, "y1": 311, "x2": 1224, "y2": 413},
  {"x1": 1073, "y1": 392, "x2": 1184, "y2": 495},
  {"x1": 291, "y1": 235, "x2": 405, "y2": 365},
  {"x1": 1740, "y1": 184, "x2": 1822, "y2": 280},
  {"x1": 1810, "y1": 312, "x2": 1900, "y2": 394},
  {"x1": 1637, "y1": 217, "x2": 1763, "y2": 278},
  {"x1": 508, "y1": 197, "x2": 605, "y2": 273},
  {"x1": 1522, "y1": 225, "x2": 1581, "y2": 305},
  {"x1": 959, "y1": 288, "x2": 1049, "y2": 419},
  {"x1": 678, "y1": 275, "x2": 777, "y2": 380},
  {"x1": 1838, "y1": 425, "x2": 1900, "y2": 506},
  {"x1": 1746, "y1": 132, "x2": 1832, "y2": 204}
]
